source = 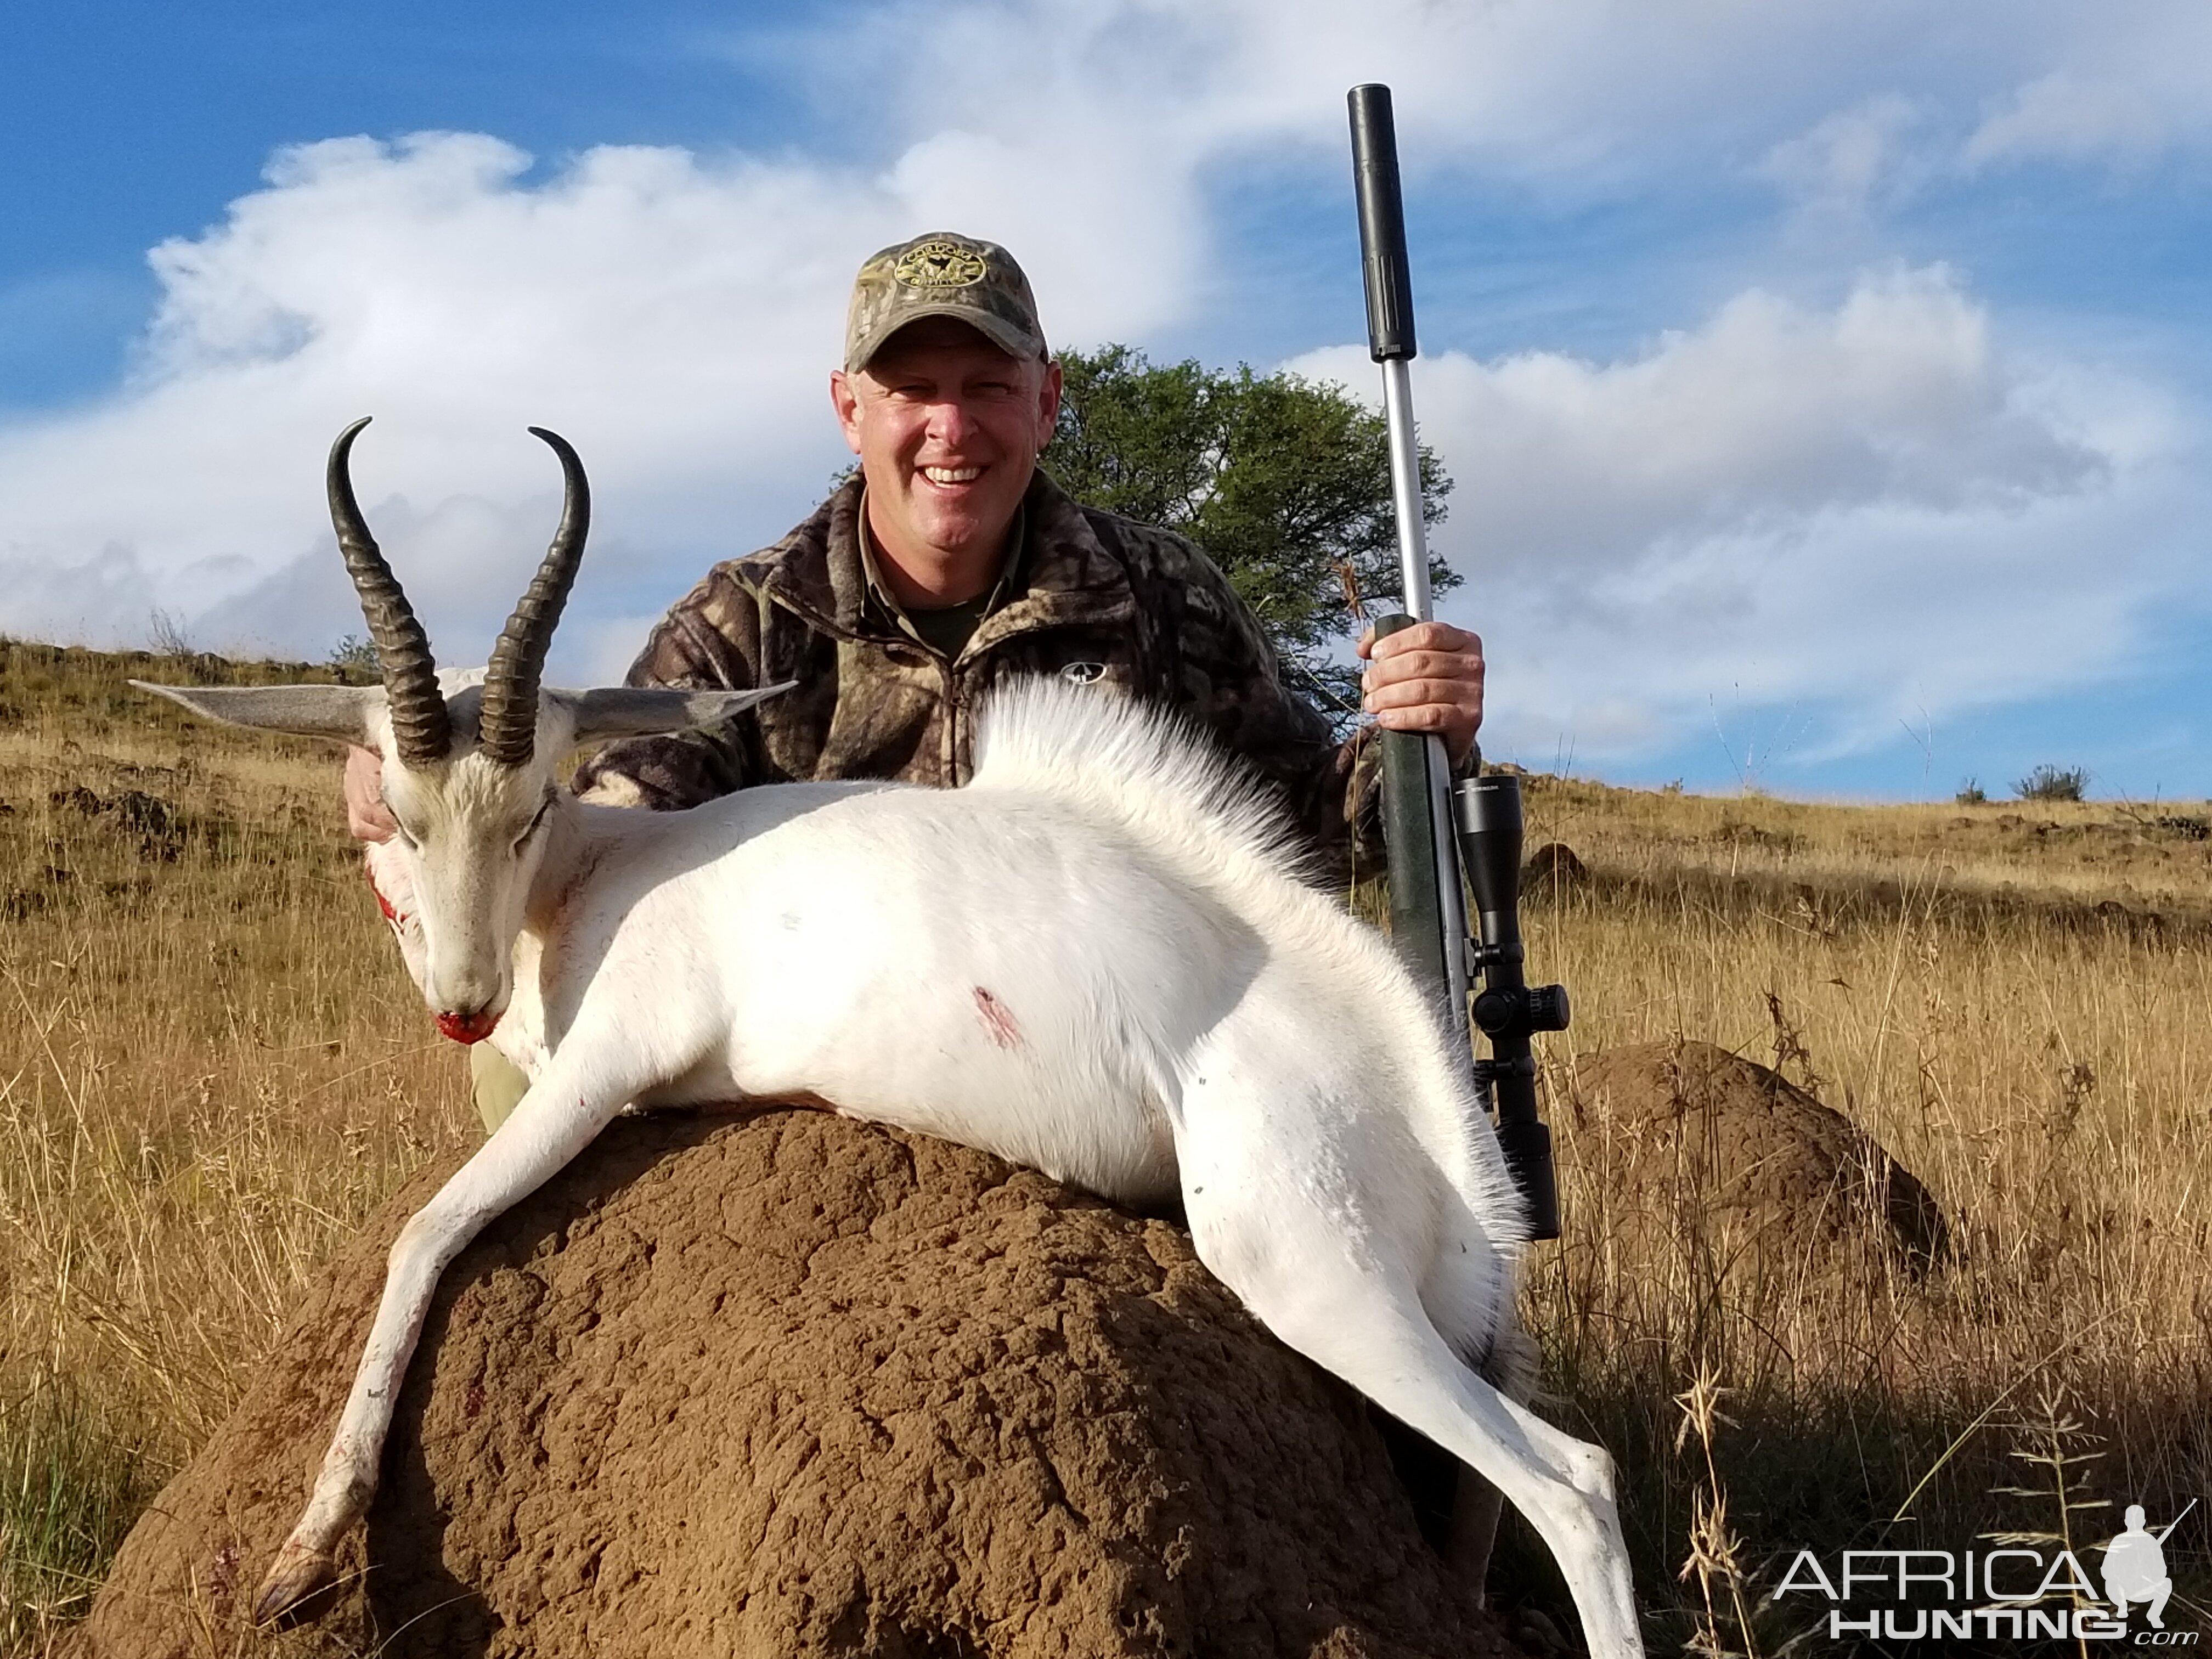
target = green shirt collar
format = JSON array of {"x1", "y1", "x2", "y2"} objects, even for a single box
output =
[{"x1": 855, "y1": 485, "x2": 1029, "y2": 657}]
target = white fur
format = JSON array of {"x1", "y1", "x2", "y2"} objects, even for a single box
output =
[{"x1": 211, "y1": 674, "x2": 1641, "y2": 1656}]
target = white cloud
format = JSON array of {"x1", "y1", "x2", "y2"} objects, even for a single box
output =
[
  {"x1": 844, "y1": 0, "x2": 1893, "y2": 188},
  {"x1": 2, "y1": 0, "x2": 2209, "y2": 778},
  {"x1": 837, "y1": 0, "x2": 2212, "y2": 192},
  {"x1": 1760, "y1": 96, "x2": 1926, "y2": 228},
  {"x1": 1965, "y1": 67, "x2": 2210, "y2": 170},
  {"x1": 0, "y1": 123, "x2": 1201, "y2": 674},
  {"x1": 1286, "y1": 267, "x2": 2197, "y2": 763},
  {"x1": 1961, "y1": 2, "x2": 2212, "y2": 170},
  {"x1": 0, "y1": 134, "x2": 833, "y2": 665}
]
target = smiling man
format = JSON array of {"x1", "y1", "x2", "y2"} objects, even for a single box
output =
[
  {"x1": 346, "y1": 230, "x2": 1485, "y2": 1127},
  {"x1": 560, "y1": 231, "x2": 1485, "y2": 837}
]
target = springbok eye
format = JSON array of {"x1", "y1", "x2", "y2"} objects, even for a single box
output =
[{"x1": 511, "y1": 798, "x2": 555, "y2": 855}]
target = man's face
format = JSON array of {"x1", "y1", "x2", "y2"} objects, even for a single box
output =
[{"x1": 831, "y1": 318, "x2": 1061, "y2": 571}]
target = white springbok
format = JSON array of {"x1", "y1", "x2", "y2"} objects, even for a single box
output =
[{"x1": 140, "y1": 419, "x2": 1643, "y2": 1656}]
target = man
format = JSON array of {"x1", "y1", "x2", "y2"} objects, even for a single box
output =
[
  {"x1": 2100, "y1": 1505, "x2": 2175, "y2": 1629},
  {"x1": 346, "y1": 231, "x2": 1486, "y2": 1127}
]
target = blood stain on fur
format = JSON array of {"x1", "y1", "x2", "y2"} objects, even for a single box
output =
[
  {"x1": 366, "y1": 866, "x2": 402, "y2": 924},
  {"x1": 973, "y1": 986, "x2": 1023, "y2": 1051}
]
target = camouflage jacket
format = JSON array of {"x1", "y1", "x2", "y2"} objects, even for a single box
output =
[{"x1": 573, "y1": 470, "x2": 1383, "y2": 885}]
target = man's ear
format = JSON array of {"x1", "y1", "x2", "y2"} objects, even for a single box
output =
[
  {"x1": 132, "y1": 681, "x2": 385, "y2": 744},
  {"x1": 1035, "y1": 356, "x2": 1063, "y2": 447},
  {"x1": 560, "y1": 683, "x2": 794, "y2": 747}
]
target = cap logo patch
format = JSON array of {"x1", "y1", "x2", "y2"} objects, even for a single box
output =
[{"x1": 894, "y1": 240, "x2": 987, "y2": 289}]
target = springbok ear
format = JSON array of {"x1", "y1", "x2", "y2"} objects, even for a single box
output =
[
  {"x1": 131, "y1": 681, "x2": 385, "y2": 744},
  {"x1": 561, "y1": 682, "x2": 795, "y2": 748}
]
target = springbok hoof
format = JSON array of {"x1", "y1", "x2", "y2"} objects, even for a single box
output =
[{"x1": 253, "y1": 1540, "x2": 340, "y2": 1628}]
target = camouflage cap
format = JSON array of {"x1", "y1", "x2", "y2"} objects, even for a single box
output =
[{"x1": 843, "y1": 232, "x2": 1047, "y2": 375}]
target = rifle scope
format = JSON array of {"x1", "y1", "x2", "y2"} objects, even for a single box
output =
[{"x1": 1455, "y1": 775, "x2": 1565, "y2": 1240}]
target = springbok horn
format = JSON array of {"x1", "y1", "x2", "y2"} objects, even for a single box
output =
[
  {"x1": 329, "y1": 417, "x2": 451, "y2": 766},
  {"x1": 476, "y1": 427, "x2": 590, "y2": 768}
]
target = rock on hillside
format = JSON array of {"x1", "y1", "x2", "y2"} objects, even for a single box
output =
[{"x1": 73, "y1": 1110, "x2": 1519, "y2": 1659}]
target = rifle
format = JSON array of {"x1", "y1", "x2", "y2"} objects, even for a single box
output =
[{"x1": 1348, "y1": 83, "x2": 1565, "y2": 1240}]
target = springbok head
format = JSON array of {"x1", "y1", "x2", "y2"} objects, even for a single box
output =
[{"x1": 138, "y1": 419, "x2": 781, "y2": 1040}]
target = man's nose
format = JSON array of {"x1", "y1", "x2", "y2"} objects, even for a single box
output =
[{"x1": 923, "y1": 397, "x2": 980, "y2": 447}]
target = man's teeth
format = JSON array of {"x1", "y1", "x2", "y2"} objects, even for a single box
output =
[{"x1": 923, "y1": 466, "x2": 982, "y2": 484}]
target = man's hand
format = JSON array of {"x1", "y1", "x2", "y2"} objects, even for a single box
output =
[
  {"x1": 1358, "y1": 620, "x2": 1485, "y2": 770},
  {"x1": 344, "y1": 745, "x2": 398, "y2": 843}
]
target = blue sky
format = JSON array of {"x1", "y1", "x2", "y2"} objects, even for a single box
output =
[{"x1": 3, "y1": 1, "x2": 2209, "y2": 800}]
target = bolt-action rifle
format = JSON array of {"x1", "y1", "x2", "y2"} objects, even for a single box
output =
[{"x1": 1348, "y1": 83, "x2": 1565, "y2": 1239}]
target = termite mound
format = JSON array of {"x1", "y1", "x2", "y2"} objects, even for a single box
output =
[
  {"x1": 1558, "y1": 1039, "x2": 1949, "y2": 1273},
  {"x1": 72, "y1": 1109, "x2": 1525, "y2": 1659}
]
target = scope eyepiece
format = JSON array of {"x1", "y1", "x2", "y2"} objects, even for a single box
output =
[
  {"x1": 1472, "y1": 982, "x2": 1572, "y2": 1040},
  {"x1": 1527, "y1": 983, "x2": 1570, "y2": 1033}
]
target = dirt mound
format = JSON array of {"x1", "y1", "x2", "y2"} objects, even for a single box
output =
[
  {"x1": 74, "y1": 1110, "x2": 1519, "y2": 1659},
  {"x1": 1558, "y1": 1041, "x2": 1949, "y2": 1269},
  {"x1": 1519, "y1": 843, "x2": 1588, "y2": 901}
]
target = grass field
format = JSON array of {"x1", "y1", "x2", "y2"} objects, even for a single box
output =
[
  {"x1": 1512, "y1": 776, "x2": 2212, "y2": 1652},
  {"x1": 0, "y1": 643, "x2": 477, "y2": 1652},
  {"x1": 1, "y1": 638, "x2": 2206, "y2": 1654}
]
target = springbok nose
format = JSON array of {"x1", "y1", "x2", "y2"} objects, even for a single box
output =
[{"x1": 436, "y1": 1006, "x2": 502, "y2": 1045}]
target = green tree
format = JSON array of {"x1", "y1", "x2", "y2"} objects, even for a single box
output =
[
  {"x1": 1047, "y1": 344, "x2": 1455, "y2": 719},
  {"x1": 325, "y1": 634, "x2": 381, "y2": 685}
]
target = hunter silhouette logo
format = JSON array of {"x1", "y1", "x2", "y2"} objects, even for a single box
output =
[
  {"x1": 1776, "y1": 1497, "x2": 2199, "y2": 1643},
  {"x1": 893, "y1": 240, "x2": 986, "y2": 288},
  {"x1": 2102, "y1": 1500, "x2": 2190, "y2": 1629}
]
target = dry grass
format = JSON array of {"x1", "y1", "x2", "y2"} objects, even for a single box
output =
[
  {"x1": 0, "y1": 643, "x2": 475, "y2": 1652},
  {"x1": 0, "y1": 642, "x2": 2206, "y2": 1654},
  {"x1": 1509, "y1": 771, "x2": 2212, "y2": 1650}
]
